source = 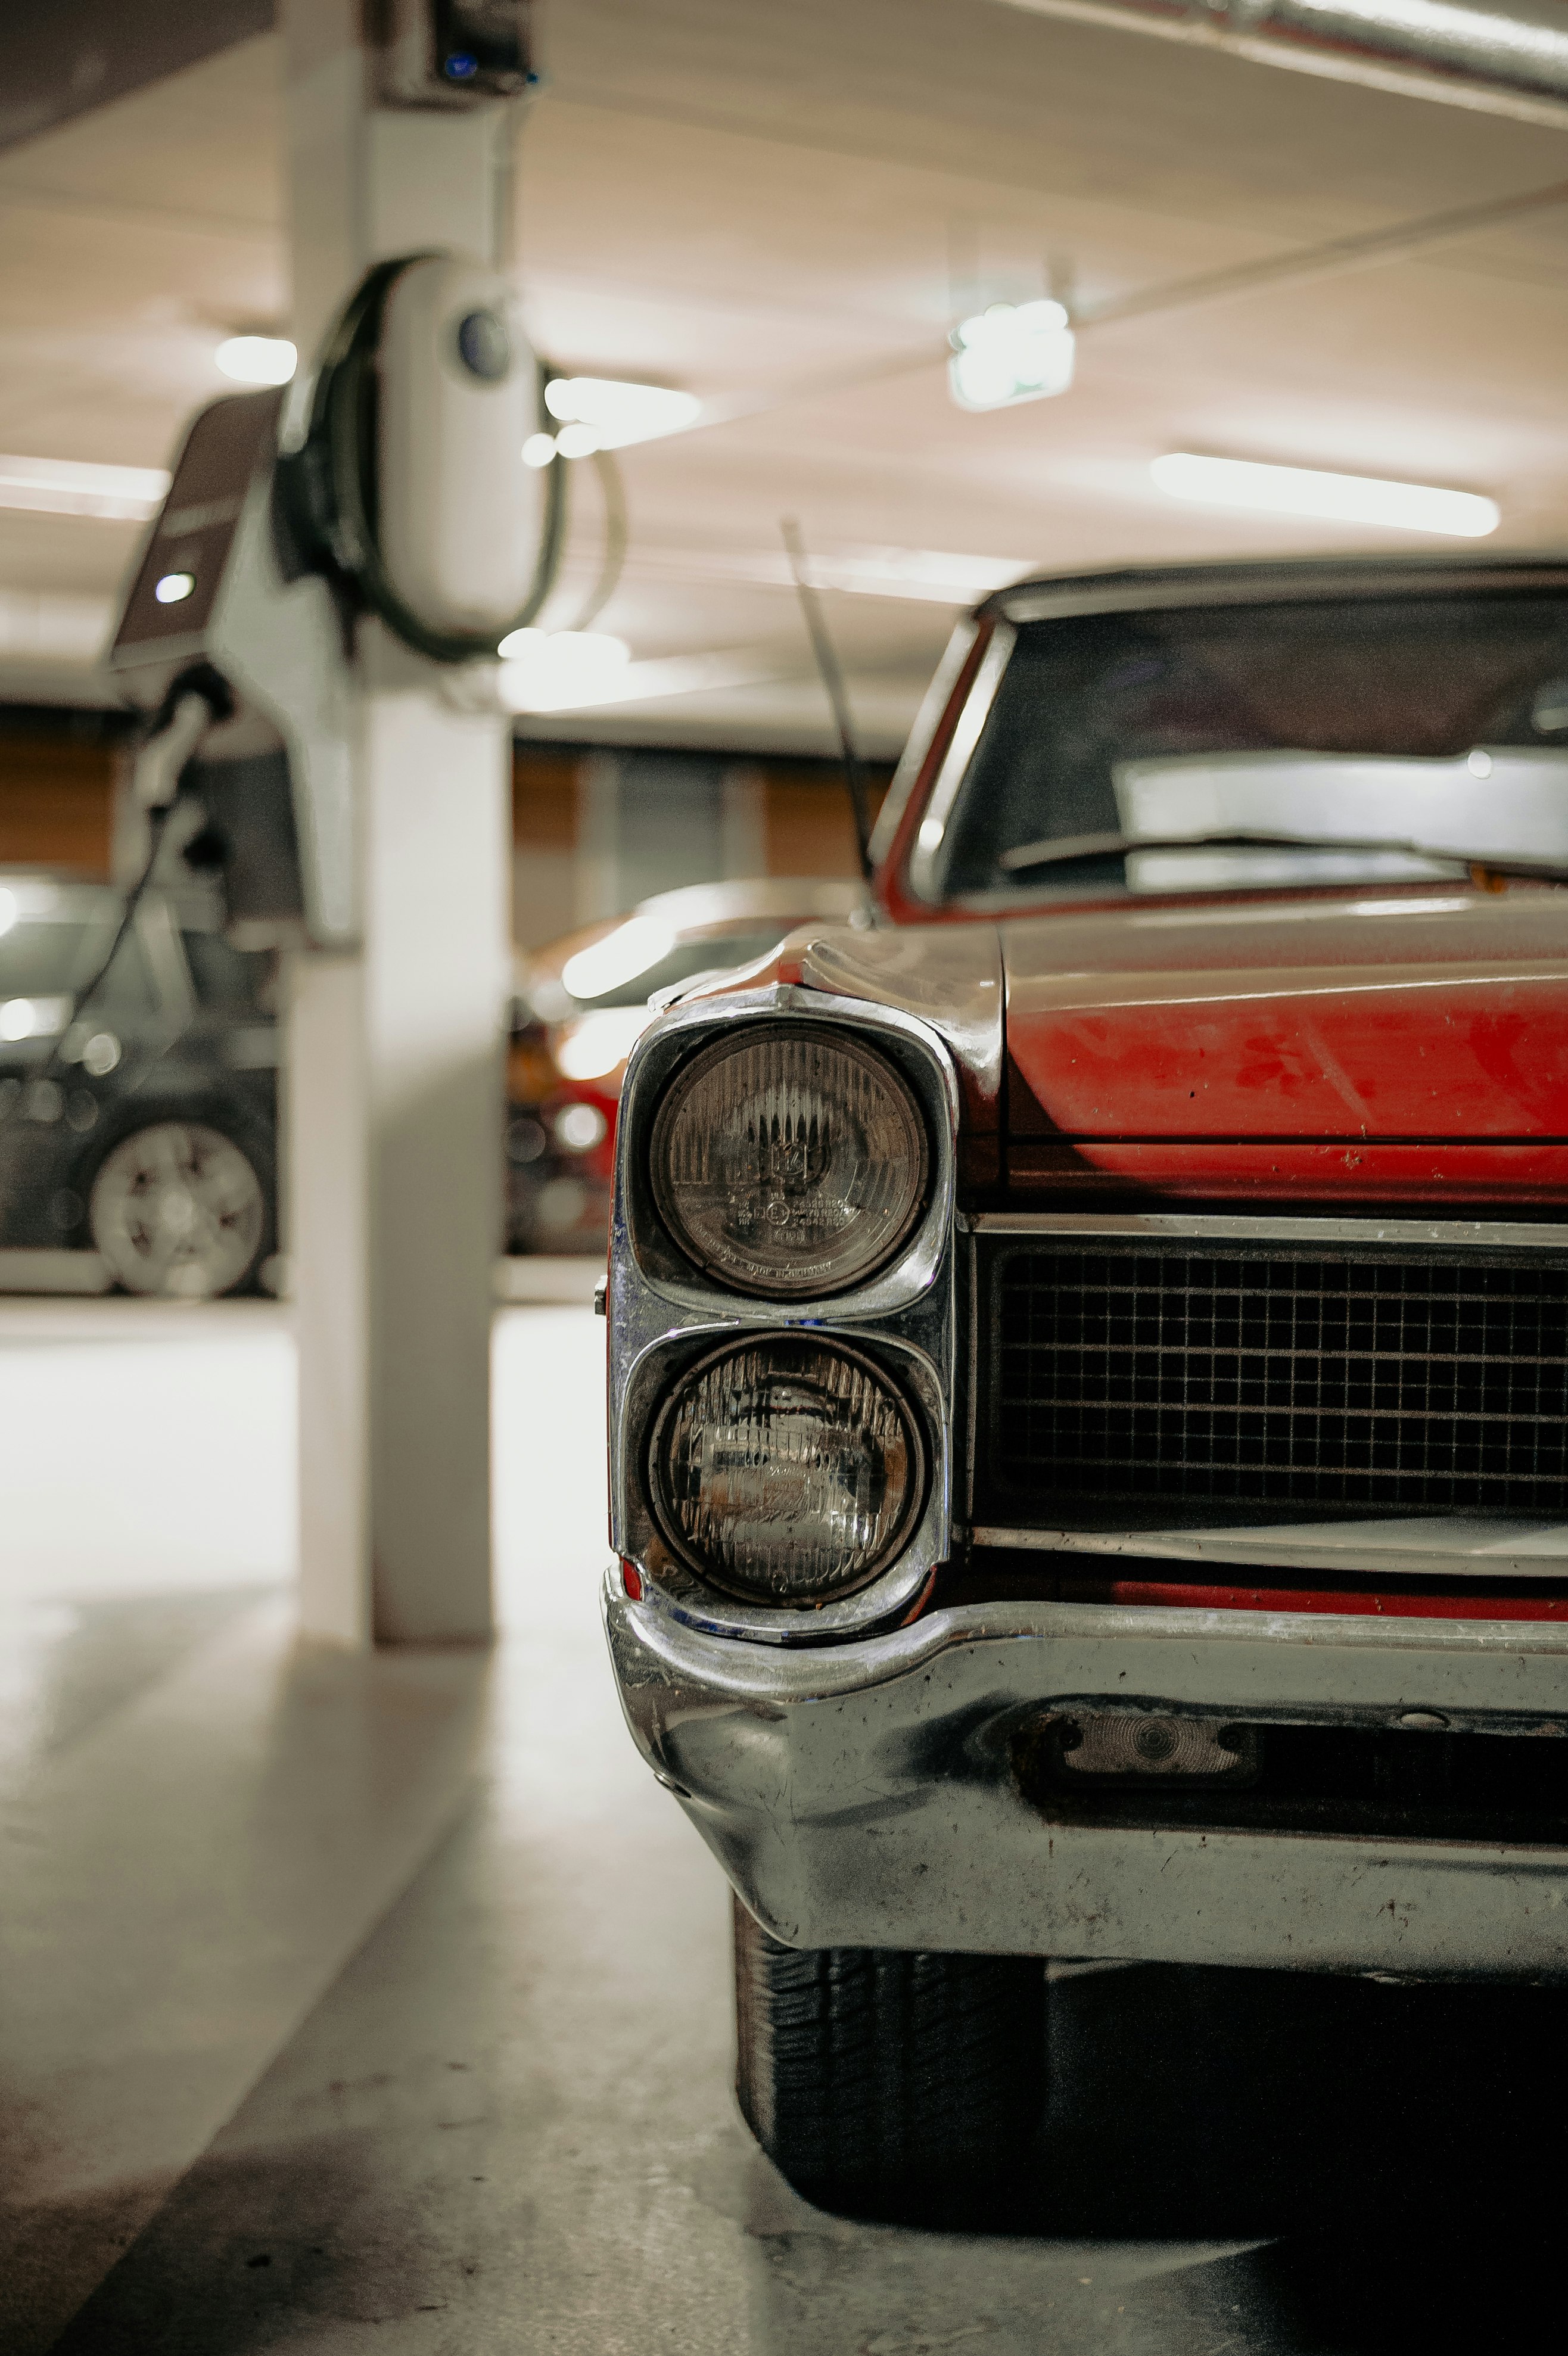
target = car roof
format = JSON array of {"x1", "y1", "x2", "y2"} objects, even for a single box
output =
[{"x1": 978, "y1": 550, "x2": 1568, "y2": 627}]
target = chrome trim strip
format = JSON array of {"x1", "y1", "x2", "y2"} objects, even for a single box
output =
[
  {"x1": 965, "y1": 1209, "x2": 1568, "y2": 1252},
  {"x1": 866, "y1": 618, "x2": 978, "y2": 868},
  {"x1": 995, "y1": 561, "x2": 1568, "y2": 629},
  {"x1": 973, "y1": 1521, "x2": 1568, "y2": 1580},
  {"x1": 904, "y1": 623, "x2": 1013, "y2": 902},
  {"x1": 608, "y1": 1568, "x2": 1568, "y2": 1706}
]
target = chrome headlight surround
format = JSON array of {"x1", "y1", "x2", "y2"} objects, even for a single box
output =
[{"x1": 607, "y1": 984, "x2": 960, "y2": 1644}]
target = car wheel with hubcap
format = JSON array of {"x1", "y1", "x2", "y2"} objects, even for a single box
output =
[
  {"x1": 732, "y1": 1896, "x2": 1046, "y2": 2224},
  {"x1": 88, "y1": 1121, "x2": 267, "y2": 1299}
]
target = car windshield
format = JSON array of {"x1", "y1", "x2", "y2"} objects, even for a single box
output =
[{"x1": 917, "y1": 592, "x2": 1568, "y2": 902}]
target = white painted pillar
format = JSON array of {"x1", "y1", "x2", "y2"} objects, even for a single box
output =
[{"x1": 281, "y1": 1, "x2": 514, "y2": 1644}]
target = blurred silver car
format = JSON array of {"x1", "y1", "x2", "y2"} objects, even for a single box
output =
[{"x1": 0, "y1": 868, "x2": 278, "y2": 1295}]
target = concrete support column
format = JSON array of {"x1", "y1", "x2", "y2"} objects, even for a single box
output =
[{"x1": 281, "y1": 0, "x2": 514, "y2": 1644}]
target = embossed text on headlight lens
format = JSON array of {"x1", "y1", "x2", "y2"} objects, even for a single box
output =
[
  {"x1": 650, "y1": 1025, "x2": 928, "y2": 1296},
  {"x1": 649, "y1": 1337, "x2": 923, "y2": 1603}
]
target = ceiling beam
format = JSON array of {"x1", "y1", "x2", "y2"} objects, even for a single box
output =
[{"x1": 0, "y1": 0, "x2": 273, "y2": 154}]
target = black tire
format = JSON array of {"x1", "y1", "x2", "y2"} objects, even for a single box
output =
[{"x1": 733, "y1": 1895, "x2": 1047, "y2": 2224}]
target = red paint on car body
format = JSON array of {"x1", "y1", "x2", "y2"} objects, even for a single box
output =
[
  {"x1": 1000, "y1": 894, "x2": 1568, "y2": 1199},
  {"x1": 1080, "y1": 1577, "x2": 1568, "y2": 1621}
]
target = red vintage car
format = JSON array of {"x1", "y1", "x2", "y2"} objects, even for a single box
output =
[{"x1": 602, "y1": 552, "x2": 1568, "y2": 2221}]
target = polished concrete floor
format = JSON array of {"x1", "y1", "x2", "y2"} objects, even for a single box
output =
[{"x1": 2, "y1": 1300, "x2": 1564, "y2": 2352}]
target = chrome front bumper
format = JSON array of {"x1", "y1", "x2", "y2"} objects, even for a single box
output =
[{"x1": 605, "y1": 1574, "x2": 1568, "y2": 1979}]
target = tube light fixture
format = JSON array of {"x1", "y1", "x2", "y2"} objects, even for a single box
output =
[
  {"x1": 0, "y1": 455, "x2": 170, "y2": 522},
  {"x1": 949, "y1": 300, "x2": 1075, "y2": 412},
  {"x1": 542, "y1": 376, "x2": 702, "y2": 452},
  {"x1": 216, "y1": 335, "x2": 298, "y2": 387},
  {"x1": 1150, "y1": 452, "x2": 1499, "y2": 538},
  {"x1": 496, "y1": 626, "x2": 631, "y2": 710}
]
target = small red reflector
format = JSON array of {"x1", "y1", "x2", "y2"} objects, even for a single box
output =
[{"x1": 621, "y1": 1560, "x2": 643, "y2": 1601}]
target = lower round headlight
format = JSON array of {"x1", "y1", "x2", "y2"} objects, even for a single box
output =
[{"x1": 648, "y1": 1337, "x2": 924, "y2": 1605}]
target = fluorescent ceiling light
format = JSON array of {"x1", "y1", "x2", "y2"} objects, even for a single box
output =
[
  {"x1": 0, "y1": 455, "x2": 169, "y2": 522},
  {"x1": 216, "y1": 335, "x2": 297, "y2": 387},
  {"x1": 1150, "y1": 452, "x2": 1498, "y2": 539},
  {"x1": 496, "y1": 627, "x2": 631, "y2": 710},
  {"x1": 949, "y1": 300, "x2": 1075, "y2": 412},
  {"x1": 500, "y1": 646, "x2": 783, "y2": 715},
  {"x1": 542, "y1": 376, "x2": 702, "y2": 452}
]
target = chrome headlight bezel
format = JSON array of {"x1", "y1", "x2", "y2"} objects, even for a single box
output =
[
  {"x1": 606, "y1": 985, "x2": 960, "y2": 1645},
  {"x1": 645, "y1": 1332, "x2": 929, "y2": 1605},
  {"x1": 647, "y1": 1020, "x2": 932, "y2": 1301}
]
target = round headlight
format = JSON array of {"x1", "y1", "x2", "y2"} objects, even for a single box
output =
[
  {"x1": 650, "y1": 1025, "x2": 928, "y2": 1297},
  {"x1": 649, "y1": 1337, "x2": 924, "y2": 1604}
]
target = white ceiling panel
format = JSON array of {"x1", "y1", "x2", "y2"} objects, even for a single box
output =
[{"x1": 0, "y1": 2, "x2": 1563, "y2": 749}]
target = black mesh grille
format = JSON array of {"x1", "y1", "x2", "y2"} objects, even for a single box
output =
[{"x1": 990, "y1": 1248, "x2": 1568, "y2": 1514}]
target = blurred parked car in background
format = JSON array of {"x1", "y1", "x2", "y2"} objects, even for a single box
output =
[
  {"x1": 505, "y1": 877, "x2": 866, "y2": 1255},
  {"x1": 0, "y1": 868, "x2": 278, "y2": 1296},
  {"x1": 0, "y1": 866, "x2": 868, "y2": 1291}
]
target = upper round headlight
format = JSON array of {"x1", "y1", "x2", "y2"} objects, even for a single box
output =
[
  {"x1": 649, "y1": 1336, "x2": 924, "y2": 1604},
  {"x1": 649, "y1": 1025, "x2": 929, "y2": 1297}
]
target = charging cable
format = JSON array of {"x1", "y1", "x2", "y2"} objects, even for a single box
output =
[{"x1": 36, "y1": 679, "x2": 223, "y2": 1087}]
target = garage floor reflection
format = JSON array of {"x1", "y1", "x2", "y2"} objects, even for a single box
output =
[{"x1": 2, "y1": 1302, "x2": 1563, "y2": 2351}]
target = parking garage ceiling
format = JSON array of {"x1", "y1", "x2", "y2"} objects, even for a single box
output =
[{"x1": 1, "y1": 0, "x2": 1566, "y2": 748}]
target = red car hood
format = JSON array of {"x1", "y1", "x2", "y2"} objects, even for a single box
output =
[
  {"x1": 1001, "y1": 884, "x2": 1568, "y2": 1205},
  {"x1": 697, "y1": 886, "x2": 1568, "y2": 1205}
]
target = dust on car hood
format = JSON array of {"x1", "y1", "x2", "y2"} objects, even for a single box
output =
[{"x1": 997, "y1": 883, "x2": 1568, "y2": 1205}]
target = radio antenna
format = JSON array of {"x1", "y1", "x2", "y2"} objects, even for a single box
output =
[{"x1": 781, "y1": 517, "x2": 874, "y2": 885}]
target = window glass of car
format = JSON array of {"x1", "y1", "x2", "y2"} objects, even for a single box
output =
[{"x1": 926, "y1": 593, "x2": 1568, "y2": 902}]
